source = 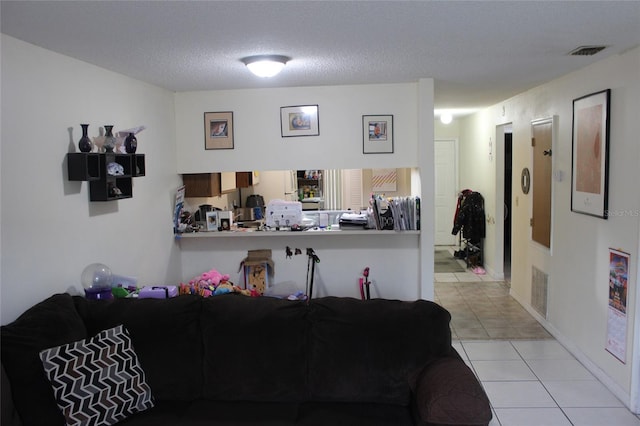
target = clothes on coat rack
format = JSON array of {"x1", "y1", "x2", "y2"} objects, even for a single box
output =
[{"x1": 451, "y1": 190, "x2": 486, "y2": 269}]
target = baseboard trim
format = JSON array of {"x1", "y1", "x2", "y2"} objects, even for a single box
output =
[{"x1": 509, "y1": 289, "x2": 633, "y2": 412}]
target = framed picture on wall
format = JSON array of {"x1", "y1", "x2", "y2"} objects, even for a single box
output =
[
  {"x1": 280, "y1": 105, "x2": 319, "y2": 137},
  {"x1": 571, "y1": 89, "x2": 610, "y2": 218},
  {"x1": 204, "y1": 111, "x2": 234, "y2": 150},
  {"x1": 363, "y1": 115, "x2": 394, "y2": 154}
]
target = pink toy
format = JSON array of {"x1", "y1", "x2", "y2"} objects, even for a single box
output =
[{"x1": 178, "y1": 268, "x2": 241, "y2": 297}]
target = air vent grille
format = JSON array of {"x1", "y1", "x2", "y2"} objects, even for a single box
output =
[
  {"x1": 531, "y1": 266, "x2": 548, "y2": 318},
  {"x1": 569, "y1": 46, "x2": 607, "y2": 56}
]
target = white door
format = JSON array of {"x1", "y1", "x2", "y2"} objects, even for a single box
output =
[{"x1": 435, "y1": 139, "x2": 458, "y2": 245}]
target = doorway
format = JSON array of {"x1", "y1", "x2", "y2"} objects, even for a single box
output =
[
  {"x1": 504, "y1": 131, "x2": 512, "y2": 281},
  {"x1": 434, "y1": 139, "x2": 458, "y2": 246}
]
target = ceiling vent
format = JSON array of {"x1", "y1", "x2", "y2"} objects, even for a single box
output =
[{"x1": 569, "y1": 45, "x2": 607, "y2": 56}]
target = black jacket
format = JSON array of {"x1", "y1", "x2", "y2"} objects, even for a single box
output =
[{"x1": 452, "y1": 191, "x2": 485, "y2": 244}]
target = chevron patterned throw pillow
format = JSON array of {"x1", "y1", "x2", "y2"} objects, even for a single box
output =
[{"x1": 39, "y1": 324, "x2": 154, "y2": 426}]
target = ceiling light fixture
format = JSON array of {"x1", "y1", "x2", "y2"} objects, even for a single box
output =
[
  {"x1": 440, "y1": 113, "x2": 453, "y2": 124},
  {"x1": 242, "y1": 55, "x2": 289, "y2": 78}
]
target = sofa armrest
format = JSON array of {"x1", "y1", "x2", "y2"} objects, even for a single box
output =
[
  {"x1": 410, "y1": 357, "x2": 492, "y2": 426},
  {"x1": 1, "y1": 363, "x2": 23, "y2": 426}
]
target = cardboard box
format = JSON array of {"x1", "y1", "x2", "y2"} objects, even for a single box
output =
[
  {"x1": 239, "y1": 249, "x2": 274, "y2": 295},
  {"x1": 244, "y1": 263, "x2": 271, "y2": 294}
]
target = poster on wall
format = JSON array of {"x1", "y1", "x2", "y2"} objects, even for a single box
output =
[
  {"x1": 606, "y1": 248, "x2": 629, "y2": 363},
  {"x1": 371, "y1": 168, "x2": 397, "y2": 192}
]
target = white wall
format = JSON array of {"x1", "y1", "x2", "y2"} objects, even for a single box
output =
[
  {"x1": 174, "y1": 80, "x2": 435, "y2": 302},
  {"x1": 175, "y1": 84, "x2": 419, "y2": 173},
  {"x1": 0, "y1": 35, "x2": 184, "y2": 324},
  {"x1": 454, "y1": 47, "x2": 640, "y2": 406}
]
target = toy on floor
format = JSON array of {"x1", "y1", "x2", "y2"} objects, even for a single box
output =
[{"x1": 179, "y1": 268, "x2": 255, "y2": 297}]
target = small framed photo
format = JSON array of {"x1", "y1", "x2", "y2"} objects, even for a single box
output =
[
  {"x1": 204, "y1": 111, "x2": 234, "y2": 150},
  {"x1": 205, "y1": 211, "x2": 219, "y2": 232},
  {"x1": 363, "y1": 115, "x2": 394, "y2": 154},
  {"x1": 571, "y1": 89, "x2": 610, "y2": 218},
  {"x1": 280, "y1": 105, "x2": 319, "y2": 137}
]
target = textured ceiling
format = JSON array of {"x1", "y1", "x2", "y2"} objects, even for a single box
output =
[{"x1": 2, "y1": 1, "x2": 639, "y2": 115}]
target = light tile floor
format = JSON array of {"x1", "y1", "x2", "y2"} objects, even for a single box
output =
[
  {"x1": 453, "y1": 340, "x2": 640, "y2": 425},
  {"x1": 434, "y1": 278, "x2": 552, "y2": 340},
  {"x1": 435, "y1": 258, "x2": 640, "y2": 425}
]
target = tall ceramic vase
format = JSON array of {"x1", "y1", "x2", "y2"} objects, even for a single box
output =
[
  {"x1": 103, "y1": 125, "x2": 116, "y2": 153},
  {"x1": 124, "y1": 132, "x2": 137, "y2": 153},
  {"x1": 78, "y1": 124, "x2": 93, "y2": 153}
]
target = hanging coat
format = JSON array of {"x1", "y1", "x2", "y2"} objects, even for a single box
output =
[{"x1": 451, "y1": 191, "x2": 485, "y2": 244}]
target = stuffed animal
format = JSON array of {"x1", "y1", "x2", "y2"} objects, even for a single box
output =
[{"x1": 180, "y1": 268, "x2": 251, "y2": 297}]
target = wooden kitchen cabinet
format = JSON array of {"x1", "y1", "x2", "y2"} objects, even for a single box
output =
[
  {"x1": 220, "y1": 172, "x2": 236, "y2": 193},
  {"x1": 184, "y1": 171, "x2": 256, "y2": 197},
  {"x1": 182, "y1": 173, "x2": 221, "y2": 197},
  {"x1": 236, "y1": 171, "x2": 255, "y2": 188}
]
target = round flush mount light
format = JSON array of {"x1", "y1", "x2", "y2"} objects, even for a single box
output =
[
  {"x1": 440, "y1": 112, "x2": 453, "y2": 125},
  {"x1": 242, "y1": 55, "x2": 290, "y2": 78}
]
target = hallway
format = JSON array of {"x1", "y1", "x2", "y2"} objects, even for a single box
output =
[
  {"x1": 434, "y1": 278, "x2": 550, "y2": 340},
  {"x1": 434, "y1": 267, "x2": 640, "y2": 424}
]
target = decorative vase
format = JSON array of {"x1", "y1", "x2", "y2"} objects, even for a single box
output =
[
  {"x1": 103, "y1": 125, "x2": 116, "y2": 153},
  {"x1": 78, "y1": 124, "x2": 92, "y2": 152},
  {"x1": 124, "y1": 132, "x2": 137, "y2": 153}
]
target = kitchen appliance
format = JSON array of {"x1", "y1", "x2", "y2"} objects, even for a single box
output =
[
  {"x1": 194, "y1": 204, "x2": 212, "y2": 222},
  {"x1": 245, "y1": 194, "x2": 265, "y2": 208}
]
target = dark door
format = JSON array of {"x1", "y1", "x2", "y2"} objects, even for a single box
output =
[{"x1": 504, "y1": 132, "x2": 512, "y2": 274}]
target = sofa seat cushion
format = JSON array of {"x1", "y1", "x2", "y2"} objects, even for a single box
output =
[
  {"x1": 121, "y1": 400, "x2": 299, "y2": 425},
  {"x1": 308, "y1": 297, "x2": 452, "y2": 405},
  {"x1": 74, "y1": 295, "x2": 203, "y2": 401},
  {"x1": 118, "y1": 400, "x2": 192, "y2": 425},
  {"x1": 200, "y1": 295, "x2": 309, "y2": 401},
  {"x1": 296, "y1": 402, "x2": 414, "y2": 426},
  {"x1": 39, "y1": 324, "x2": 154, "y2": 426},
  {"x1": 185, "y1": 400, "x2": 299, "y2": 425},
  {"x1": 1, "y1": 293, "x2": 87, "y2": 426}
]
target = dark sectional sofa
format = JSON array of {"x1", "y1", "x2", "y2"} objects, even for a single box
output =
[{"x1": 1, "y1": 293, "x2": 492, "y2": 426}]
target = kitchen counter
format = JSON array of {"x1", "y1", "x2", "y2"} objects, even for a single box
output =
[{"x1": 176, "y1": 228, "x2": 419, "y2": 238}]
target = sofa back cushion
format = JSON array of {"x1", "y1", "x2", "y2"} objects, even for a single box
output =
[
  {"x1": 200, "y1": 295, "x2": 309, "y2": 401},
  {"x1": 1, "y1": 293, "x2": 87, "y2": 426},
  {"x1": 307, "y1": 297, "x2": 452, "y2": 405},
  {"x1": 73, "y1": 295, "x2": 203, "y2": 401}
]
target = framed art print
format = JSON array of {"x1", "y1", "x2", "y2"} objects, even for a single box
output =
[
  {"x1": 571, "y1": 89, "x2": 610, "y2": 218},
  {"x1": 204, "y1": 111, "x2": 234, "y2": 150},
  {"x1": 280, "y1": 105, "x2": 319, "y2": 137},
  {"x1": 363, "y1": 115, "x2": 394, "y2": 154}
]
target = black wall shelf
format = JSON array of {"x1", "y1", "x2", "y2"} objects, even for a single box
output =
[{"x1": 67, "y1": 152, "x2": 145, "y2": 201}]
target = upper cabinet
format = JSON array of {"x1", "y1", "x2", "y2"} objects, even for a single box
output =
[
  {"x1": 236, "y1": 171, "x2": 258, "y2": 188},
  {"x1": 183, "y1": 171, "x2": 256, "y2": 197},
  {"x1": 182, "y1": 173, "x2": 222, "y2": 197}
]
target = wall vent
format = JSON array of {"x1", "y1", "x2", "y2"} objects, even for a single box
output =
[
  {"x1": 569, "y1": 45, "x2": 607, "y2": 56},
  {"x1": 531, "y1": 266, "x2": 548, "y2": 318}
]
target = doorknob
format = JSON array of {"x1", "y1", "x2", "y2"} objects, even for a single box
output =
[{"x1": 543, "y1": 149, "x2": 552, "y2": 156}]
